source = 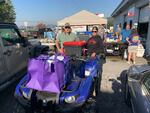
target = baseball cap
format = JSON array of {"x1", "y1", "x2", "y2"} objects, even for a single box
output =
[
  {"x1": 64, "y1": 23, "x2": 71, "y2": 28},
  {"x1": 92, "y1": 26, "x2": 98, "y2": 31}
]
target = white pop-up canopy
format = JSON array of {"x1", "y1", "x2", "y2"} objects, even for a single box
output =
[{"x1": 57, "y1": 10, "x2": 107, "y2": 26}]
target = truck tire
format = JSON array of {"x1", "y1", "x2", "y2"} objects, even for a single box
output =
[{"x1": 124, "y1": 76, "x2": 131, "y2": 107}]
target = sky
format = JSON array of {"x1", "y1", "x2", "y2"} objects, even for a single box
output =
[{"x1": 12, "y1": 0, "x2": 122, "y2": 26}]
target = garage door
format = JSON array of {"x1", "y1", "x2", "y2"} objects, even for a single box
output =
[{"x1": 139, "y1": 5, "x2": 150, "y2": 23}]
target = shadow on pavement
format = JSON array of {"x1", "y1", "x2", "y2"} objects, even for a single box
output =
[
  {"x1": 144, "y1": 55, "x2": 150, "y2": 65},
  {"x1": 96, "y1": 70, "x2": 132, "y2": 113},
  {"x1": 0, "y1": 80, "x2": 20, "y2": 113}
]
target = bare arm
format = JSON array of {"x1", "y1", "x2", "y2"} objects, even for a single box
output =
[
  {"x1": 126, "y1": 37, "x2": 131, "y2": 45},
  {"x1": 138, "y1": 39, "x2": 140, "y2": 44},
  {"x1": 55, "y1": 39, "x2": 63, "y2": 53},
  {"x1": 55, "y1": 39, "x2": 60, "y2": 50},
  {"x1": 120, "y1": 35, "x2": 122, "y2": 41},
  {"x1": 55, "y1": 33, "x2": 63, "y2": 53}
]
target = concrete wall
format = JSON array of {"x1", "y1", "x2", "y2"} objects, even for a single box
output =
[
  {"x1": 113, "y1": 4, "x2": 137, "y2": 31},
  {"x1": 146, "y1": 18, "x2": 150, "y2": 55},
  {"x1": 113, "y1": 0, "x2": 150, "y2": 54},
  {"x1": 113, "y1": 0, "x2": 149, "y2": 31},
  {"x1": 136, "y1": 0, "x2": 149, "y2": 8},
  {"x1": 113, "y1": 16, "x2": 124, "y2": 31}
]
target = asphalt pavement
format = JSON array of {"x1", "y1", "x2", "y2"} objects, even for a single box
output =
[
  {"x1": 97, "y1": 56, "x2": 147, "y2": 113},
  {"x1": 0, "y1": 80, "x2": 19, "y2": 113}
]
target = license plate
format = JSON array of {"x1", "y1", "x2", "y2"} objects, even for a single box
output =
[{"x1": 107, "y1": 49, "x2": 114, "y2": 53}]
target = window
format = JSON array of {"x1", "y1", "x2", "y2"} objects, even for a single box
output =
[
  {"x1": 143, "y1": 75, "x2": 150, "y2": 94},
  {"x1": 0, "y1": 28, "x2": 20, "y2": 46},
  {"x1": 119, "y1": 23, "x2": 122, "y2": 29},
  {"x1": 123, "y1": 22, "x2": 127, "y2": 29},
  {"x1": 130, "y1": 20, "x2": 132, "y2": 29}
]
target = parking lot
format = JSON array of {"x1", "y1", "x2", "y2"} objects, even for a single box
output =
[
  {"x1": 0, "y1": 56, "x2": 147, "y2": 113},
  {"x1": 0, "y1": 79, "x2": 19, "y2": 113},
  {"x1": 97, "y1": 56, "x2": 147, "y2": 113}
]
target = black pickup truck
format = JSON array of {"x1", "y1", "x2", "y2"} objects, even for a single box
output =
[{"x1": 0, "y1": 23, "x2": 41, "y2": 91}]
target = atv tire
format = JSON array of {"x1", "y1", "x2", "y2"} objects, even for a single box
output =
[
  {"x1": 94, "y1": 71, "x2": 102, "y2": 97},
  {"x1": 79, "y1": 98, "x2": 99, "y2": 113},
  {"x1": 13, "y1": 102, "x2": 31, "y2": 113}
]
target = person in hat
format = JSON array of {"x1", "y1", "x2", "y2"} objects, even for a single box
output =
[{"x1": 55, "y1": 23, "x2": 77, "y2": 53}]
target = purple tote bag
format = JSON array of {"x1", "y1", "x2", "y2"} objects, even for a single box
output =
[{"x1": 26, "y1": 55, "x2": 65, "y2": 93}]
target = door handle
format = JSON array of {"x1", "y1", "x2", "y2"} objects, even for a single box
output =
[{"x1": 3, "y1": 50, "x2": 12, "y2": 56}]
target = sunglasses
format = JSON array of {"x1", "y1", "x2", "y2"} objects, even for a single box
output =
[
  {"x1": 92, "y1": 31, "x2": 98, "y2": 33},
  {"x1": 65, "y1": 26, "x2": 71, "y2": 29}
]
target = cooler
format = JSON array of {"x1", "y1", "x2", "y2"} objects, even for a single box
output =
[{"x1": 63, "y1": 41, "x2": 86, "y2": 57}]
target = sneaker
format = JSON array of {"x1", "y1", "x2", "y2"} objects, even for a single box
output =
[
  {"x1": 127, "y1": 61, "x2": 130, "y2": 64},
  {"x1": 133, "y1": 62, "x2": 136, "y2": 64}
]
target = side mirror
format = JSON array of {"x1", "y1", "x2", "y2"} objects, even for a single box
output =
[
  {"x1": 128, "y1": 76, "x2": 140, "y2": 82},
  {"x1": 128, "y1": 73, "x2": 141, "y2": 82}
]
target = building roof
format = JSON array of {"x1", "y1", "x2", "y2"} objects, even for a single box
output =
[{"x1": 57, "y1": 10, "x2": 107, "y2": 26}]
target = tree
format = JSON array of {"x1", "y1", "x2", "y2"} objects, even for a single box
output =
[
  {"x1": 107, "y1": 17, "x2": 114, "y2": 29},
  {"x1": 36, "y1": 22, "x2": 46, "y2": 30},
  {"x1": 0, "y1": 0, "x2": 16, "y2": 22},
  {"x1": 36, "y1": 22, "x2": 46, "y2": 37}
]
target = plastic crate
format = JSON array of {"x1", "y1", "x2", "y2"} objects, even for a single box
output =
[
  {"x1": 63, "y1": 41, "x2": 86, "y2": 57},
  {"x1": 137, "y1": 49, "x2": 145, "y2": 57},
  {"x1": 137, "y1": 44, "x2": 145, "y2": 57}
]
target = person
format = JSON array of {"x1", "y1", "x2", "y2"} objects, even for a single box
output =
[
  {"x1": 86, "y1": 26, "x2": 105, "y2": 96},
  {"x1": 55, "y1": 23, "x2": 77, "y2": 53},
  {"x1": 44, "y1": 28, "x2": 54, "y2": 41},
  {"x1": 116, "y1": 24, "x2": 121, "y2": 39},
  {"x1": 86, "y1": 26, "x2": 105, "y2": 59},
  {"x1": 120, "y1": 24, "x2": 131, "y2": 59},
  {"x1": 112, "y1": 32, "x2": 118, "y2": 42},
  {"x1": 126, "y1": 28, "x2": 140, "y2": 64},
  {"x1": 120, "y1": 24, "x2": 131, "y2": 44}
]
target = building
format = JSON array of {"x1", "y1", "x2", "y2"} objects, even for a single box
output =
[{"x1": 112, "y1": 0, "x2": 150, "y2": 55}]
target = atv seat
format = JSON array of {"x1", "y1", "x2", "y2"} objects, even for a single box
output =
[{"x1": 63, "y1": 76, "x2": 82, "y2": 93}]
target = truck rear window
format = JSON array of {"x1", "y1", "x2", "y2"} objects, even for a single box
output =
[{"x1": 0, "y1": 28, "x2": 20, "y2": 46}]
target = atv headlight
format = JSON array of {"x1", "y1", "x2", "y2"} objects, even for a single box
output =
[
  {"x1": 64, "y1": 96, "x2": 76, "y2": 103},
  {"x1": 85, "y1": 70, "x2": 90, "y2": 76},
  {"x1": 114, "y1": 47, "x2": 119, "y2": 50}
]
